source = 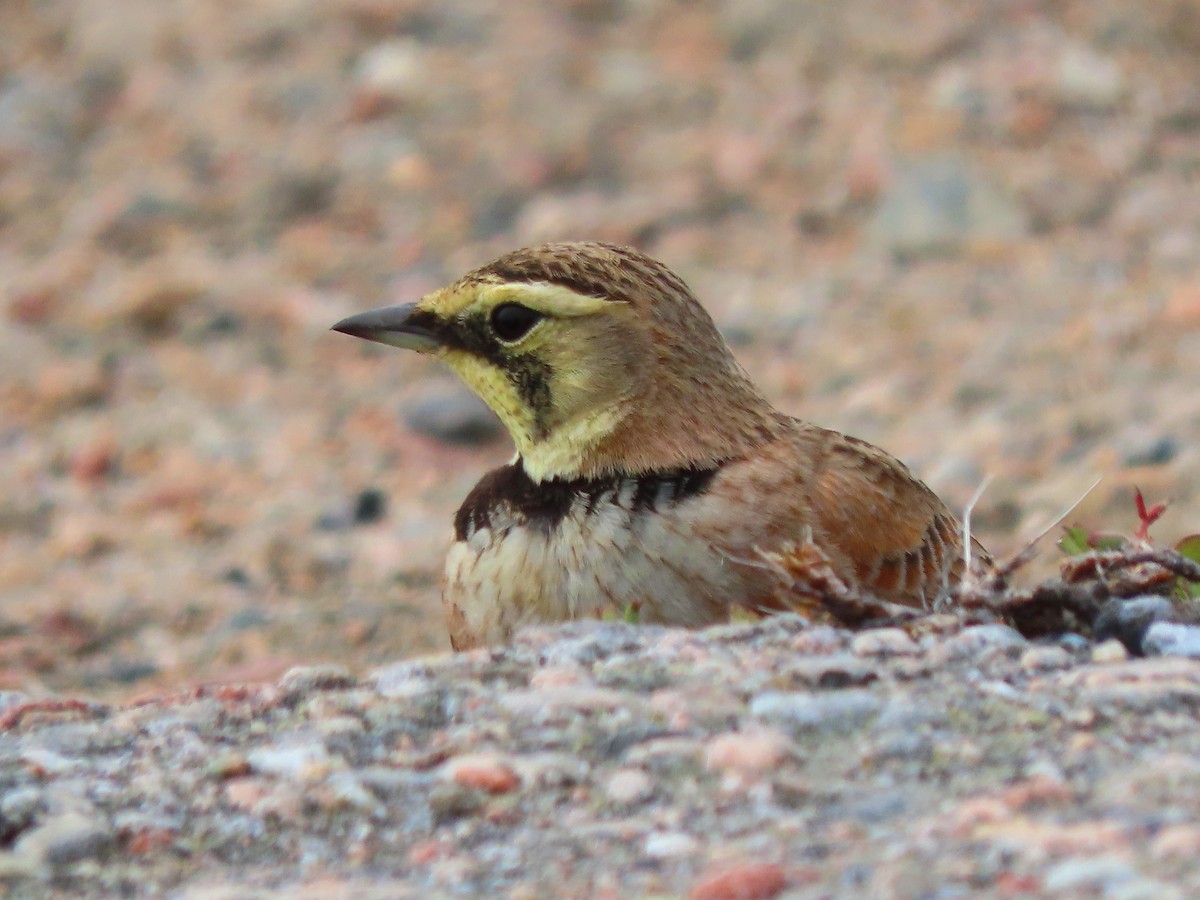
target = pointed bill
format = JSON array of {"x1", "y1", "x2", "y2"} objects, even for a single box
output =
[{"x1": 330, "y1": 302, "x2": 443, "y2": 353}]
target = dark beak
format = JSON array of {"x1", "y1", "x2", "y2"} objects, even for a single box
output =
[{"x1": 330, "y1": 302, "x2": 443, "y2": 353}]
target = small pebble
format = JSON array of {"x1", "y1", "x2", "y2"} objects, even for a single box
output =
[
  {"x1": 644, "y1": 831, "x2": 701, "y2": 859},
  {"x1": 443, "y1": 753, "x2": 521, "y2": 795},
  {"x1": 1142, "y1": 623, "x2": 1200, "y2": 659},
  {"x1": 278, "y1": 664, "x2": 355, "y2": 695},
  {"x1": 246, "y1": 740, "x2": 336, "y2": 781},
  {"x1": 354, "y1": 38, "x2": 428, "y2": 102},
  {"x1": 750, "y1": 690, "x2": 882, "y2": 733},
  {"x1": 1042, "y1": 854, "x2": 1137, "y2": 892},
  {"x1": 623, "y1": 737, "x2": 706, "y2": 766},
  {"x1": 499, "y1": 687, "x2": 628, "y2": 715},
  {"x1": 1122, "y1": 435, "x2": 1178, "y2": 468},
  {"x1": 324, "y1": 773, "x2": 384, "y2": 816},
  {"x1": 15, "y1": 811, "x2": 114, "y2": 869},
  {"x1": 1094, "y1": 596, "x2": 1174, "y2": 653},
  {"x1": 850, "y1": 628, "x2": 919, "y2": 657},
  {"x1": 352, "y1": 488, "x2": 387, "y2": 525},
  {"x1": 427, "y1": 783, "x2": 485, "y2": 823},
  {"x1": 790, "y1": 626, "x2": 850, "y2": 655},
  {"x1": 68, "y1": 437, "x2": 116, "y2": 483},
  {"x1": 408, "y1": 839, "x2": 451, "y2": 866},
  {"x1": 403, "y1": 383, "x2": 503, "y2": 446},
  {"x1": 1019, "y1": 645, "x2": 1074, "y2": 672},
  {"x1": 783, "y1": 654, "x2": 878, "y2": 689},
  {"x1": 369, "y1": 665, "x2": 438, "y2": 700},
  {"x1": 1055, "y1": 42, "x2": 1125, "y2": 110},
  {"x1": 927, "y1": 624, "x2": 1027, "y2": 663},
  {"x1": 1055, "y1": 633, "x2": 1091, "y2": 653},
  {"x1": 604, "y1": 768, "x2": 653, "y2": 805},
  {"x1": 1091, "y1": 639, "x2": 1130, "y2": 664},
  {"x1": 20, "y1": 748, "x2": 79, "y2": 776},
  {"x1": 535, "y1": 623, "x2": 646, "y2": 666},
  {"x1": 207, "y1": 751, "x2": 250, "y2": 779},
  {"x1": 690, "y1": 861, "x2": 787, "y2": 900},
  {"x1": 1151, "y1": 824, "x2": 1200, "y2": 859},
  {"x1": 705, "y1": 729, "x2": 791, "y2": 774},
  {"x1": 868, "y1": 153, "x2": 1027, "y2": 258},
  {"x1": 224, "y1": 777, "x2": 270, "y2": 812},
  {"x1": 529, "y1": 665, "x2": 590, "y2": 689},
  {"x1": 1108, "y1": 880, "x2": 1183, "y2": 900},
  {"x1": 0, "y1": 787, "x2": 44, "y2": 833}
]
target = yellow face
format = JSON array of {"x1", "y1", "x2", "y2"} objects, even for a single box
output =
[
  {"x1": 332, "y1": 242, "x2": 776, "y2": 483},
  {"x1": 409, "y1": 280, "x2": 650, "y2": 481}
]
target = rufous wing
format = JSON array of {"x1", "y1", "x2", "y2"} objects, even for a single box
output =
[{"x1": 802, "y1": 431, "x2": 982, "y2": 606}]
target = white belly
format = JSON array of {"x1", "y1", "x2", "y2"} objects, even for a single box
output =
[{"x1": 443, "y1": 490, "x2": 746, "y2": 645}]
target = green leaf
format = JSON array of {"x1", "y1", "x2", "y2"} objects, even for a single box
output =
[
  {"x1": 1089, "y1": 532, "x2": 1127, "y2": 551},
  {"x1": 1174, "y1": 578, "x2": 1200, "y2": 600},
  {"x1": 1058, "y1": 526, "x2": 1091, "y2": 556},
  {"x1": 1176, "y1": 534, "x2": 1200, "y2": 564},
  {"x1": 623, "y1": 603, "x2": 640, "y2": 625}
]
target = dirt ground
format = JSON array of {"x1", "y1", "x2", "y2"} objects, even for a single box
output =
[{"x1": 2, "y1": 0, "x2": 1200, "y2": 701}]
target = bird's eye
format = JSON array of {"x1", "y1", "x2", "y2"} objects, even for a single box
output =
[{"x1": 490, "y1": 303, "x2": 544, "y2": 342}]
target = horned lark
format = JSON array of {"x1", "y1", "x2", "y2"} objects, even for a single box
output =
[{"x1": 333, "y1": 242, "x2": 991, "y2": 649}]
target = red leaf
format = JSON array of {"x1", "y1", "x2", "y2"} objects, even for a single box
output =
[{"x1": 1134, "y1": 488, "x2": 1167, "y2": 541}]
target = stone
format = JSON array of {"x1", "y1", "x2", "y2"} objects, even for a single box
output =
[
  {"x1": 323, "y1": 773, "x2": 384, "y2": 817},
  {"x1": 403, "y1": 382, "x2": 503, "y2": 446},
  {"x1": 604, "y1": 768, "x2": 653, "y2": 805},
  {"x1": 750, "y1": 689, "x2": 882, "y2": 733},
  {"x1": 781, "y1": 654, "x2": 878, "y2": 689},
  {"x1": 926, "y1": 624, "x2": 1027, "y2": 663},
  {"x1": 278, "y1": 664, "x2": 355, "y2": 695},
  {"x1": 499, "y1": 687, "x2": 629, "y2": 716},
  {"x1": 354, "y1": 38, "x2": 429, "y2": 103},
  {"x1": 1143, "y1": 623, "x2": 1200, "y2": 659},
  {"x1": 868, "y1": 154, "x2": 1027, "y2": 259},
  {"x1": 427, "y1": 783, "x2": 485, "y2": 823},
  {"x1": 705, "y1": 729, "x2": 791, "y2": 774},
  {"x1": 1091, "y1": 639, "x2": 1130, "y2": 664},
  {"x1": 0, "y1": 787, "x2": 44, "y2": 837},
  {"x1": 442, "y1": 753, "x2": 521, "y2": 795},
  {"x1": 644, "y1": 831, "x2": 701, "y2": 859},
  {"x1": 1055, "y1": 43, "x2": 1125, "y2": 110},
  {"x1": 1019, "y1": 645, "x2": 1074, "y2": 672},
  {"x1": 352, "y1": 488, "x2": 387, "y2": 525},
  {"x1": 1094, "y1": 596, "x2": 1175, "y2": 653},
  {"x1": 246, "y1": 738, "x2": 337, "y2": 781},
  {"x1": 1042, "y1": 855, "x2": 1137, "y2": 893},
  {"x1": 1121, "y1": 435, "x2": 1178, "y2": 468},
  {"x1": 690, "y1": 861, "x2": 787, "y2": 900},
  {"x1": 850, "y1": 628, "x2": 920, "y2": 657},
  {"x1": 224, "y1": 777, "x2": 270, "y2": 812},
  {"x1": 15, "y1": 811, "x2": 114, "y2": 868}
]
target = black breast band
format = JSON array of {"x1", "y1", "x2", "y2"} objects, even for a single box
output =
[{"x1": 454, "y1": 461, "x2": 720, "y2": 541}]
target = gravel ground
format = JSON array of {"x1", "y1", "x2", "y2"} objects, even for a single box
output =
[
  {"x1": 0, "y1": 618, "x2": 1199, "y2": 896},
  {"x1": 2, "y1": 0, "x2": 1199, "y2": 699},
  {"x1": 3, "y1": 2, "x2": 1200, "y2": 892}
]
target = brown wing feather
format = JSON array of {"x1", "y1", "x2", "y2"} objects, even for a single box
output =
[{"x1": 800, "y1": 428, "x2": 986, "y2": 606}]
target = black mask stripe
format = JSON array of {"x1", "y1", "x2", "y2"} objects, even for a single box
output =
[{"x1": 415, "y1": 308, "x2": 554, "y2": 436}]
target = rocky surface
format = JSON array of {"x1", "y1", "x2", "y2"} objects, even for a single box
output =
[
  {"x1": 3, "y1": 0, "x2": 1200, "y2": 700},
  {"x1": 0, "y1": 618, "x2": 1198, "y2": 896},
  {"x1": 4, "y1": 3, "x2": 1200, "y2": 892}
]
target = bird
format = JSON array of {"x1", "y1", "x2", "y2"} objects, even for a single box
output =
[{"x1": 332, "y1": 242, "x2": 991, "y2": 650}]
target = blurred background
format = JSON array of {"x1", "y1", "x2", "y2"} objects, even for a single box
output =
[{"x1": 1, "y1": 0, "x2": 1198, "y2": 699}]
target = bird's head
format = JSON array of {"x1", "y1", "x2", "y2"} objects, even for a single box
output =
[{"x1": 332, "y1": 242, "x2": 781, "y2": 481}]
